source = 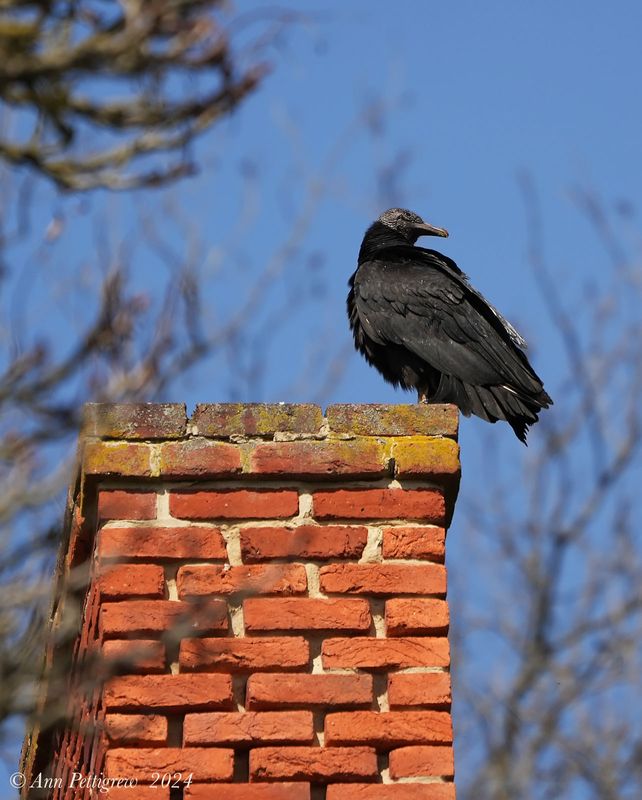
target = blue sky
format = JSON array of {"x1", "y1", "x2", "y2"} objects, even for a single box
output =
[
  {"x1": 157, "y1": 0, "x2": 642, "y2": 444},
  {"x1": 11, "y1": 1, "x2": 642, "y2": 413},
  {"x1": 168, "y1": 0, "x2": 642, "y2": 409},
  {"x1": 3, "y1": 1, "x2": 642, "y2": 795}
]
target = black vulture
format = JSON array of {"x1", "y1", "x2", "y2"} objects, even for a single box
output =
[{"x1": 347, "y1": 208, "x2": 552, "y2": 443}]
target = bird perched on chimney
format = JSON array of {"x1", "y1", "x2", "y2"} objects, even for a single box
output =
[{"x1": 347, "y1": 207, "x2": 552, "y2": 443}]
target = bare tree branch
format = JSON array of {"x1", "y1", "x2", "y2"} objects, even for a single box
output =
[
  {"x1": 454, "y1": 184, "x2": 642, "y2": 800},
  {"x1": 0, "y1": 0, "x2": 273, "y2": 190}
]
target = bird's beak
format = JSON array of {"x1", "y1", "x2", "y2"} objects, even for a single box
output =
[{"x1": 413, "y1": 222, "x2": 449, "y2": 238}]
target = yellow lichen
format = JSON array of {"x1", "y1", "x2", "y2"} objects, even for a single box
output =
[{"x1": 83, "y1": 441, "x2": 152, "y2": 476}]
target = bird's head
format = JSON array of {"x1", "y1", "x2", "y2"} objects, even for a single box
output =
[{"x1": 377, "y1": 208, "x2": 449, "y2": 244}]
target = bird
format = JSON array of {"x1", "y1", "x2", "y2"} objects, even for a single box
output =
[{"x1": 347, "y1": 207, "x2": 552, "y2": 443}]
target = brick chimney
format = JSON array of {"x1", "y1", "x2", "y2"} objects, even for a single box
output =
[{"x1": 22, "y1": 403, "x2": 460, "y2": 800}]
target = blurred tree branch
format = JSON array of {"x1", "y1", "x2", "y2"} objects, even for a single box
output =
[
  {"x1": 0, "y1": 78, "x2": 403, "y2": 751},
  {"x1": 453, "y1": 181, "x2": 642, "y2": 800},
  {"x1": 0, "y1": 0, "x2": 271, "y2": 190}
]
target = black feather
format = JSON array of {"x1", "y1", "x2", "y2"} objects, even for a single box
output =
[{"x1": 347, "y1": 208, "x2": 552, "y2": 443}]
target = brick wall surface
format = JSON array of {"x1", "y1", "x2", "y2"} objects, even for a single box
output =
[{"x1": 24, "y1": 403, "x2": 460, "y2": 800}]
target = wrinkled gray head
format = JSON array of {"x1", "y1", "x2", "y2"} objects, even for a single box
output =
[{"x1": 377, "y1": 207, "x2": 449, "y2": 243}]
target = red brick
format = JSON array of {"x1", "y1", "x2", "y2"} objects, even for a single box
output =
[
  {"x1": 99, "y1": 526, "x2": 227, "y2": 560},
  {"x1": 312, "y1": 489, "x2": 445, "y2": 523},
  {"x1": 104, "y1": 714, "x2": 167, "y2": 745},
  {"x1": 105, "y1": 747, "x2": 233, "y2": 782},
  {"x1": 247, "y1": 673, "x2": 374, "y2": 711},
  {"x1": 100, "y1": 599, "x2": 227, "y2": 637},
  {"x1": 248, "y1": 440, "x2": 387, "y2": 478},
  {"x1": 240, "y1": 525, "x2": 368, "y2": 562},
  {"x1": 386, "y1": 599, "x2": 449, "y2": 635},
  {"x1": 186, "y1": 785, "x2": 310, "y2": 800},
  {"x1": 192, "y1": 403, "x2": 323, "y2": 436},
  {"x1": 98, "y1": 564, "x2": 165, "y2": 599},
  {"x1": 178, "y1": 564, "x2": 307, "y2": 598},
  {"x1": 104, "y1": 674, "x2": 233, "y2": 711},
  {"x1": 158, "y1": 439, "x2": 242, "y2": 477},
  {"x1": 391, "y1": 437, "x2": 460, "y2": 479},
  {"x1": 82, "y1": 402, "x2": 186, "y2": 439},
  {"x1": 184, "y1": 710, "x2": 314, "y2": 745},
  {"x1": 171, "y1": 489, "x2": 299, "y2": 520},
  {"x1": 382, "y1": 526, "x2": 446, "y2": 561},
  {"x1": 84, "y1": 441, "x2": 152, "y2": 476},
  {"x1": 249, "y1": 746, "x2": 377, "y2": 782},
  {"x1": 387, "y1": 673, "x2": 452, "y2": 708},
  {"x1": 322, "y1": 638, "x2": 450, "y2": 670},
  {"x1": 326, "y1": 786, "x2": 456, "y2": 800},
  {"x1": 67, "y1": 506, "x2": 91, "y2": 568},
  {"x1": 244, "y1": 598, "x2": 371, "y2": 632},
  {"x1": 319, "y1": 564, "x2": 446, "y2": 596},
  {"x1": 181, "y1": 637, "x2": 309, "y2": 673},
  {"x1": 98, "y1": 490, "x2": 157, "y2": 521},
  {"x1": 325, "y1": 404, "x2": 458, "y2": 437},
  {"x1": 105, "y1": 789, "x2": 169, "y2": 800},
  {"x1": 325, "y1": 711, "x2": 452, "y2": 746},
  {"x1": 102, "y1": 640, "x2": 166, "y2": 673},
  {"x1": 389, "y1": 746, "x2": 455, "y2": 778}
]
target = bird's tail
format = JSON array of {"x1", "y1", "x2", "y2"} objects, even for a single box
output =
[{"x1": 428, "y1": 374, "x2": 552, "y2": 444}]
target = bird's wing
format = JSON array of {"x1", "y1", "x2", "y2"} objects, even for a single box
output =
[
  {"x1": 354, "y1": 247, "x2": 540, "y2": 391},
  {"x1": 417, "y1": 247, "x2": 528, "y2": 349}
]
